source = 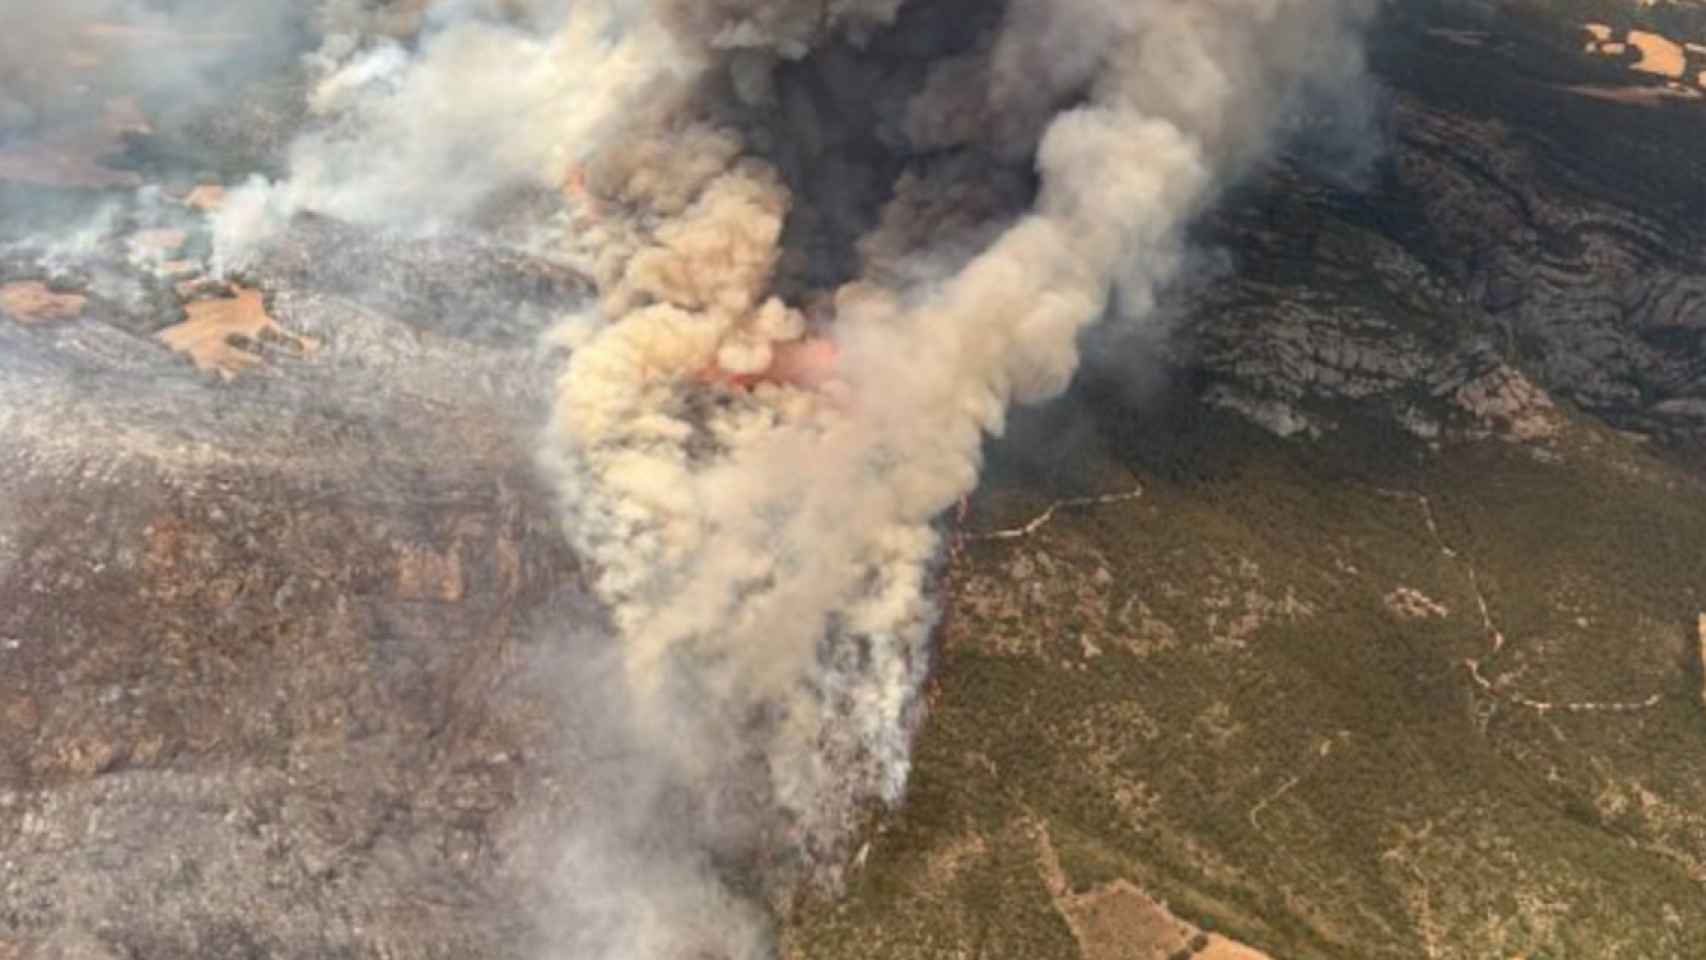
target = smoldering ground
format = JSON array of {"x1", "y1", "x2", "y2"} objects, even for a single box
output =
[{"x1": 3, "y1": 0, "x2": 1381, "y2": 957}]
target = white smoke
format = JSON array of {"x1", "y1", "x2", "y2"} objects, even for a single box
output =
[
  {"x1": 200, "y1": 0, "x2": 1377, "y2": 955},
  {"x1": 539, "y1": 0, "x2": 1374, "y2": 954},
  {"x1": 213, "y1": 0, "x2": 689, "y2": 271}
]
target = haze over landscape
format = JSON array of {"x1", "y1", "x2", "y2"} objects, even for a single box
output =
[{"x1": 5, "y1": 1, "x2": 1706, "y2": 958}]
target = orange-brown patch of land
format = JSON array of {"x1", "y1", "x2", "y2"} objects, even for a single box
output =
[
  {"x1": 156, "y1": 286, "x2": 315, "y2": 380},
  {"x1": 1579, "y1": 22, "x2": 1701, "y2": 96},
  {"x1": 1033, "y1": 822, "x2": 1274, "y2": 960},
  {"x1": 1196, "y1": 939, "x2": 1274, "y2": 960},
  {"x1": 1053, "y1": 881, "x2": 1276, "y2": 960},
  {"x1": 0, "y1": 282, "x2": 87, "y2": 324},
  {"x1": 182, "y1": 184, "x2": 227, "y2": 212},
  {"x1": 1627, "y1": 30, "x2": 1686, "y2": 78}
]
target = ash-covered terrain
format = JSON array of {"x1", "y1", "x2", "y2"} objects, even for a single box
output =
[{"x1": 6, "y1": 1, "x2": 1706, "y2": 959}]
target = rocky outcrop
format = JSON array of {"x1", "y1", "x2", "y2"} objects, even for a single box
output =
[{"x1": 1178, "y1": 5, "x2": 1706, "y2": 444}]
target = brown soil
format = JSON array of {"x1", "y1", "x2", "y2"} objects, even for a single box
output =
[
  {"x1": 0, "y1": 282, "x2": 87, "y2": 324},
  {"x1": 1627, "y1": 30, "x2": 1686, "y2": 79},
  {"x1": 182, "y1": 184, "x2": 228, "y2": 212},
  {"x1": 156, "y1": 285, "x2": 315, "y2": 379}
]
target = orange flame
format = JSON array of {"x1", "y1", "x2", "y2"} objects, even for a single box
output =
[
  {"x1": 698, "y1": 338, "x2": 839, "y2": 391},
  {"x1": 563, "y1": 164, "x2": 601, "y2": 219}
]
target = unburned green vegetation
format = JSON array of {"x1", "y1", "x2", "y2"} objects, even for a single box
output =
[{"x1": 787, "y1": 398, "x2": 1706, "y2": 959}]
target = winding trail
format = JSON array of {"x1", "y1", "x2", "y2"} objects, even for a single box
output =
[
  {"x1": 963, "y1": 487, "x2": 1146, "y2": 542},
  {"x1": 1377, "y1": 488, "x2": 1662, "y2": 716}
]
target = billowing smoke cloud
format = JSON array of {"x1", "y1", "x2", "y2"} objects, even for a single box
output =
[
  {"x1": 199, "y1": 0, "x2": 1377, "y2": 955},
  {"x1": 214, "y1": 1, "x2": 692, "y2": 264}
]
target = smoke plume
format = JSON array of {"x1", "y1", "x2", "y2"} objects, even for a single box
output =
[
  {"x1": 196, "y1": 0, "x2": 1377, "y2": 955},
  {"x1": 0, "y1": 0, "x2": 307, "y2": 142}
]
